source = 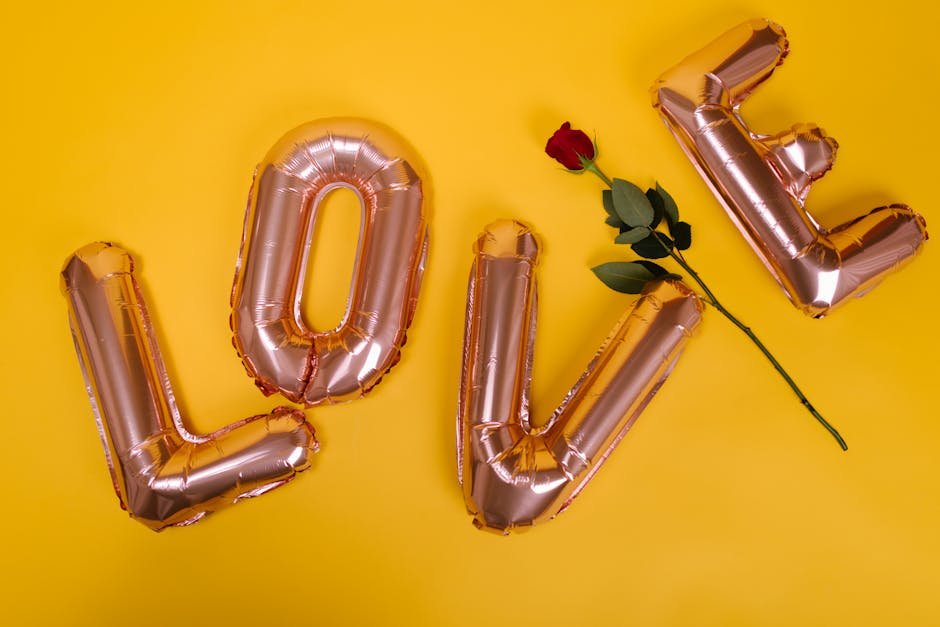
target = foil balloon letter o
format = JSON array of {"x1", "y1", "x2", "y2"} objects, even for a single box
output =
[
  {"x1": 652, "y1": 19, "x2": 927, "y2": 317},
  {"x1": 61, "y1": 243, "x2": 317, "y2": 531},
  {"x1": 457, "y1": 221, "x2": 703, "y2": 533},
  {"x1": 231, "y1": 119, "x2": 428, "y2": 405}
]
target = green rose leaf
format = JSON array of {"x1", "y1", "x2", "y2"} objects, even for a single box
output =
[
  {"x1": 631, "y1": 233, "x2": 674, "y2": 259},
  {"x1": 672, "y1": 221, "x2": 692, "y2": 250},
  {"x1": 611, "y1": 178, "x2": 654, "y2": 228},
  {"x1": 614, "y1": 226, "x2": 651, "y2": 245},
  {"x1": 656, "y1": 182, "x2": 680, "y2": 226},
  {"x1": 591, "y1": 261, "x2": 655, "y2": 294},
  {"x1": 644, "y1": 188, "x2": 665, "y2": 229},
  {"x1": 602, "y1": 189, "x2": 617, "y2": 218},
  {"x1": 633, "y1": 260, "x2": 669, "y2": 277},
  {"x1": 634, "y1": 259, "x2": 683, "y2": 281}
]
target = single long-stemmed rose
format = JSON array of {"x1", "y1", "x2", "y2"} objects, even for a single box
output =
[{"x1": 545, "y1": 122, "x2": 848, "y2": 451}]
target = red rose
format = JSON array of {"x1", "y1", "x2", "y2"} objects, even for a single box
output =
[{"x1": 545, "y1": 122, "x2": 596, "y2": 170}]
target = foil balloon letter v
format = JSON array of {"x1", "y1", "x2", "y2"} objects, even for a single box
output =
[
  {"x1": 457, "y1": 221, "x2": 703, "y2": 533},
  {"x1": 62, "y1": 243, "x2": 317, "y2": 531},
  {"x1": 652, "y1": 19, "x2": 927, "y2": 317}
]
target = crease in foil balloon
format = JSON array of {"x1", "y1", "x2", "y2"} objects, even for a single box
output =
[
  {"x1": 230, "y1": 118, "x2": 428, "y2": 405},
  {"x1": 61, "y1": 243, "x2": 318, "y2": 531},
  {"x1": 457, "y1": 220, "x2": 703, "y2": 534},
  {"x1": 651, "y1": 18, "x2": 927, "y2": 317}
]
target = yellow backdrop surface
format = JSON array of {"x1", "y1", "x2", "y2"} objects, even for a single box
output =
[{"x1": 2, "y1": 1, "x2": 938, "y2": 625}]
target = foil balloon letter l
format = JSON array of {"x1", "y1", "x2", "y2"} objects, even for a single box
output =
[
  {"x1": 457, "y1": 221, "x2": 703, "y2": 533},
  {"x1": 652, "y1": 19, "x2": 927, "y2": 317},
  {"x1": 62, "y1": 243, "x2": 317, "y2": 530},
  {"x1": 231, "y1": 118, "x2": 428, "y2": 405}
]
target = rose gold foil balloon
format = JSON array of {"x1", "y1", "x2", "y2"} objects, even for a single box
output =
[
  {"x1": 457, "y1": 221, "x2": 703, "y2": 534},
  {"x1": 62, "y1": 243, "x2": 317, "y2": 531},
  {"x1": 231, "y1": 118, "x2": 428, "y2": 405},
  {"x1": 652, "y1": 19, "x2": 927, "y2": 317}
]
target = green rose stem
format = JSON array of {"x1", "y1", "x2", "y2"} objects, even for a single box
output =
[
  {"x1": 585, "y1": 161, "x2": 848, "y2": 451},
  {"x1": 583, "y1": 162, "x2": 614, "y2": 187}
]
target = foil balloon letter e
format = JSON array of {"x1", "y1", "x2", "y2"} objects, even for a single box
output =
[
  {"x1": 457, "y1": 221, "x2": 703, "y2": 534},
  {"x1": 231, "y1": 118, "x2": 428, "y2": 405},
  {"x1": 652, "y1": 19, "x2": 927, "y2": 317},
  {"x1": 62, "y1": 243, "x2": 317, "y2": 530}
]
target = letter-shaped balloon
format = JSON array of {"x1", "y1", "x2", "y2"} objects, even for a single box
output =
[
  {"x1": 62, "y1": 243, "x2": 317, "y2": 530},
  {"x1": 652, "y1": 19, "x2": 927, "y2": 317},
  {"x1": 231, "y1": 118, "x2": 428, "y2": 405},
  {"x1": 457, "y1": 221, "x2": 703, "y2": 533}
]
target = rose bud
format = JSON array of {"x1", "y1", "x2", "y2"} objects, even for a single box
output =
[{"x1": 545, "y1": 122, "x2": 596, "y2": 171}]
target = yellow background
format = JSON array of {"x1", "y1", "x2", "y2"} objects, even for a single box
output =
[{"x1": 3, "y1": 1, "x2": 938, "y2": 625}]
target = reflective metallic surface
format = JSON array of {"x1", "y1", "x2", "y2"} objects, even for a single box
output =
[
  {"x1": 62, "y1": 243, "x2": 317, "y2": 531},
  {"x1": 457, "y1": 221, "x2": 703, "y2": 534},
  {"x1": 231, "y1": 118, "x2": 428, "y2": 405},
  {"x1": 652, "y1": 19, "x2": 927, "y2": 317}
]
